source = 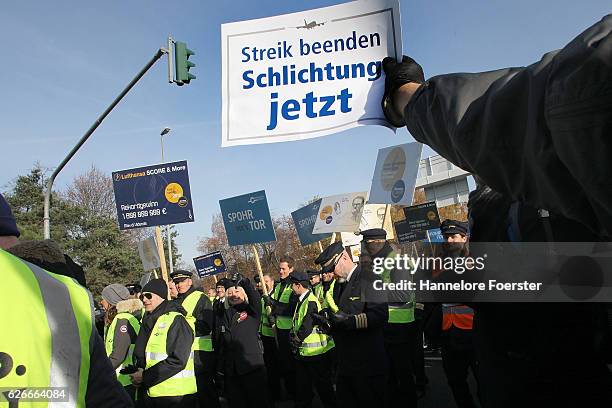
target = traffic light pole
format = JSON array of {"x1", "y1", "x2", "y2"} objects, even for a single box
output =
[{"x1": 43, "y1": 48, "x2": 167, "y2": 239}]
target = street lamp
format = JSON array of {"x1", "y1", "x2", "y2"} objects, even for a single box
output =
[{"x1": 160, "y1": 127, "x2": 174, "y2": 273}]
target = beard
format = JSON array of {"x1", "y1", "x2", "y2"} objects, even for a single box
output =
[{"x1": 442, "y1": 242, "x2": 466, "y2": 257}]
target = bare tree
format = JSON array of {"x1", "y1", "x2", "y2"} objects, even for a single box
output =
[{"x1": 64, "y1": 166, "x2": 115, "y2": 218}]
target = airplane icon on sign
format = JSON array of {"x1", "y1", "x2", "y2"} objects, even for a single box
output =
[{"x1": 296, "y1": 19, "x2": 325, "y2": 29}]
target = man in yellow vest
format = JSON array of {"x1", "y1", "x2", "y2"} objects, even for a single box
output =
[
  {"x1": 289, "y1": 271, "x2": 337, "y2": 408},
  {"x1": 0, "y1": 193, "x2": 133, "y2": 407},
  {"x1": 131, "y1": 278, "x2": 197, "y2": 407},
  {"x1": 360, "y1": 228, "x2": 418, "y2": 406},
  {"x1": 170, "y1": 270, "x2": 219, "y2": 408},
  {"x1": 269, "y1": 256, "x2": 299, "y2": 399},
  {"x1": 320, "y1": 263, "x2": 339, "y2": 313},
  {"x1": 307, "y1": 270, "x2": 325, "y2": 305}
]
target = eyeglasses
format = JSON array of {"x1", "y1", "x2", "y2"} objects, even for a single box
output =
[{"x1": 139, "y1": 292, "x2": 153, "y2": 301}]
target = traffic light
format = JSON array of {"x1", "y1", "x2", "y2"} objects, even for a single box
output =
[{"x1": 174, "y1": 41, "x2": 195, "y2": 85}]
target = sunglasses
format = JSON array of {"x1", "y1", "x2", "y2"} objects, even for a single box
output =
[{"x1": 139, "y1": 292, "x2": 153, "y2": 301}]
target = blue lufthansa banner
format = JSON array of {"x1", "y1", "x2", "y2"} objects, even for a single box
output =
[
  {"x1": 194, "y1": 251, "x2": 227, "y2": 278},
  {"x1": 291, "y1": 199, "x2": 332, "y2": 246},
  {"x1": 112, "y1": 161, "x2": 194, "y2": 230},
  {"x1": 219, "y1": 190, "x2": 276, "y2": 246}
]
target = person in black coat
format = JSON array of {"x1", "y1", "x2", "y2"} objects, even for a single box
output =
[
  {"x1": 213, "y1": 274, "x2": 270, "y2": 408},
  {"x1": 314, "y1": 242, "x2": 389, "y2": 408}
]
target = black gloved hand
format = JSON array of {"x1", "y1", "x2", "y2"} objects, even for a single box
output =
[
  {"x1": 119, "y1": 364, "x2": 138, "y2": 375},
  {"x1": 313, "y1": 312, "x2": 332, "y2": 334},
  {"x1": 262, "y1": 295, "x2": 274, "y2": 309},
  {"x1": 230, "y1": 272, "x2": 244, "y2": 286},
  {"x1": 290, "y1": 333, "x2": 301, "y2": 356},
  {"x1": 381, "y1": 55, "x2": 425, "y2": 127},
  {"x1": 329, "y1": 311, "x2": 355, "y2": 330}
]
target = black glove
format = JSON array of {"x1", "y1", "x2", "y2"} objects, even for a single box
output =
[
  {"x1": 119, "y1": 364, "x2": 138, "y2": 375},
  {"x1": 262, "y1": 295, "x2": 274, "y2": 309},
  {"x1": 230, "y1": 272, "x2": 244, "y2": 287},
  {"x1": 329, "y1": 311, "x2": 355, "y2": 330},
  {"x1": 268, "y1": 313, "x2": 277, "y2": 328},
  {"x1": 381, "y1": 55, "x2": 425, "y2": 127},
  {"x1": 290, "y1": 333, "x2": 301, "y2": 356},
  {"x1": 313, "y1": 312, "x2": 332, "y2": 334}
]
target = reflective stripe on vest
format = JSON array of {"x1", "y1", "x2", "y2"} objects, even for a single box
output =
[
  {"x1": 105, "y1": 313, "x2": 140, "y2": 386},
  {"x1": 388, "y1": 303, "x2": 415, "y2": 324},
  {"x1": 291, "y1": 292, "x2": 334, "y2": 357},
  {"x1": 323, "y1": 279, "x2": 339, "y2": 313},
  {"x1": 259, "y1": 298, "x2": 275, "y2": 337},
  {"x1": 181, "y1": 290, "x2": 214, "y2": 352},
  {"x1": 145, "y1": 312, "x2": 197, "y2": 397},
  {"x1": 442, "y1": 304, "x2": 474, "y2": 330},
  {"x1": 0, "y1": 249, "x2": 93, "y2": 407},
  {"x1": 272, "y1": 283, "x2": 293, "y2": 330}
]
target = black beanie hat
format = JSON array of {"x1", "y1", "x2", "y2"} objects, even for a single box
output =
[
  {"x1": 142, "y1": 278, "x2": 168, "y2": 299},
  {"x1": 0, "y1": 193, "x2": 20, "y2": 237}
]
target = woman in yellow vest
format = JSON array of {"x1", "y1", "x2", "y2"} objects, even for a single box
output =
[
  {"x1": 101, "y1": 283, "x2": 143, "y2": 402},
  {"x1": 289, "y1": 271, "x2": 336, "y2": 408},
  {"x1": 129, "y1": 278, "x2": 197, "y2": 407}
]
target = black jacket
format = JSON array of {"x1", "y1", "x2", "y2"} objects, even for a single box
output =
[
  {"x1": 175, "y1": 287, "x2": 214, "y2": 337},
  {"x1": 214, "y1": 279, "x2": 264, "y2": 376},
  {"x1": 404, "y1": 14, "x2": 612, "y2": 240},
  {"x1": 332, "y1": 265, "x2": 389, "y2": 376},
  {"x1": 133, "y1": 300, "x2": 194, "y2": 389}
]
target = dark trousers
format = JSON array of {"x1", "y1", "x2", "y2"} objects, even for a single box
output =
[
  {"x1": 385, "y1": 340, "x2": 417, "y2": 406},
  {"x1": 295, "y1": 354, "x2": 337, "y2": 408},
  {"x1": 195, "y1": 350, "x2": 220, "y2": 408},
  {"x1": 413, "y1": 308, "x2": 427, "y2": 389},
  {"x1": 225, "y1": 367, "x2": 271, "y2": 408},
  {"x1": 261, "y1": 334, "x2": 281, "y2": 402},
  {"x1": 336, "y1": 374, "x2": 387, "y2": 408},
  {"x1": 147, "y1": 393, "x2": 197, "y2": 408},
  {"x1": 276, "y1": 328, "x2": 296, "y2": 397},
  {"x1": 441, "y1": 328, "x2": 478, "y2": 408}
]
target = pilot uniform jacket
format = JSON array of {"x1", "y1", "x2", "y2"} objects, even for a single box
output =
[
  {"x1": 331, "y1": 265, "x2": 389, "y2": 377},
  {"x1": 213, "y1": 280, "x2": 265, "y2": 376}
]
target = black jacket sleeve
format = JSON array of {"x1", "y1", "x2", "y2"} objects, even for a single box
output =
[
  {"x1": 193, "y1": 295, "x2": 214, "y2": 336},
  {"x1": 296, "y1": 301, "x2": 318, "y2": 342},
  {"x1": 241, "y1": 279, "x2": 261, "y2": 318},
  {"x1": 108, "y1": 318, "x2": 136, "y2": 370},
  {"x1": 86, "y1": 332, "x2": 133, "y2": 407},
  {"x1": 363, "y1": 302, "x2": 389, "y2": 330},
  {"x1": 142, "y1": 316, "x2": 194, "y2": 388},
  {"x1": 404, "y1": 14, "x2": 612, "y2": 238}
]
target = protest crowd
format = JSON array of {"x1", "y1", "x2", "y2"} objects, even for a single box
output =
[{"x1": 1, "y1": 12, "x2": 612, "y2": 408}]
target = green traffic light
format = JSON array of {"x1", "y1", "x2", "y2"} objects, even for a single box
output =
[{"x1": 175, "y1": 41, "x2": 196, "y2": 84}]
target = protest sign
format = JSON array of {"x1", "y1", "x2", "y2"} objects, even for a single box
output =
[
  {"x1": 340, "y1": 203, "x2": 395, "y2": 246},
  {"x1": 219, "y1": 190, "x2": 276, "y2": 246},
  {"x1": 369, "y1": 142, "x2": 423, "y2": 205},
  {"x1": 194, "y1": 251, "x2": 227, "y2": 278},
  {"x1": 112, "y1": 161, "x2": 194, "y2": 230},
  {"x1": 427, "y1": 228, "x2": 444, "y2": 243},
  {"x1": 291, "y1": 199, "x2": 332, "y2": 246},
  {"x1": 394, "y1": 220, "x2": 427, "y2": 244},
  {"x1": 403, "y1": 202, "x2": 441, "y2": 232},
  {"x1": 312, "y1": 191, "x2": 368, "y2": 234},
  {"x1": 221, "y1": 0, "x2": 402, "y2": 146},
  {"x1": 138, "y1": 236, "x2": 161, "y2": 271}
]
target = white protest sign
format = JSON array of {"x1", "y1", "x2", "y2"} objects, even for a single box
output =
[
  {"x1": 221, "y1": 0, "x2": 402, "y2": 147},
  {"x1": 369, "y1": 142, "x2": 423, "y2": 205},
  {"x1": 138, "y1": 236, "x2": 161, "y2": 271},
  {"x1": 312, "y1": 192, "x2": 368, "y2": 233},
  {"x1": 340, "y1": 203, "x2": 395, "y2": 247}
]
